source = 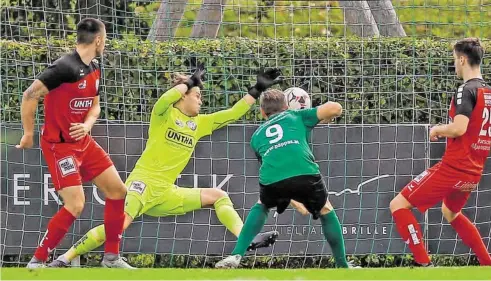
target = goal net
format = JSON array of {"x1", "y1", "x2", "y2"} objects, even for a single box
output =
[{"x1": 1, "y1": 0, "x2": 490, "y2": 268}]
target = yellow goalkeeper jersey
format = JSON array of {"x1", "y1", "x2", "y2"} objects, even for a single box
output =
[{"x1": 126, "y1": 88, "x2": 251, "y2": 185}]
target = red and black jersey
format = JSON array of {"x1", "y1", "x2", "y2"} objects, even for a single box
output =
[
  {"x1": 442, "y1": 78, "x2": 491, "y2": 176},
  {"x1": 38, "y1": 50, "x2": 100, "y2": 143}
]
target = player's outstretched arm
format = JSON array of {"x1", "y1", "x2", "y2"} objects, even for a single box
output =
[
  {"x1": 316, "y1": 101, "x2": 343, "y2": 122},
  {"x1": 16, "y1": 80, "x2": 49, "y2": 149},
  {"x1": 199, "y1": 68, "x2": 282, "y2": 134}
]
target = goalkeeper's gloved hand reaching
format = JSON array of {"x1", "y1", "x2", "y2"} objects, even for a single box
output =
[
  {"x1": 248, "y1": 68, "x2": 282, "y2": 99},
  {"x1": 186, "y1": 62, "x2": 206, "y2": 90}
]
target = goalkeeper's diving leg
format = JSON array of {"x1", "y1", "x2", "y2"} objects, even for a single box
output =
[
  {"x1": 142, "y1": 187, "x2": 278, "y2": 251},
  {"x1": 51, "y1": 187, "x2": 278, "y2": 268},
  {"x1": 189, "y1": 187, "x2": 278, "y2": 251}
]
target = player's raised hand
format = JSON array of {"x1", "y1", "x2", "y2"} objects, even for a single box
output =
[
  {"x1": 69, "y1": 123, "x2": 90, "y2": 141},
  {"x1": 248, "y1": 68, "x2": 282, "y2": 99},
  {"x1": 186, "y1": 62, "x2": 206, "y2": 90},
  {"x1": 256, "y1": 68, "x2": 282, "y2": 90},
  {"x1": 16, "y1": 134, "x2": 34, "y2": 149}
]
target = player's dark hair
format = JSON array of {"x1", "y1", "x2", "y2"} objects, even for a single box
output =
[
  {"x1": 260, "y1": 89, "x2": 287, "y2": 117},
  {"x1": 77, "y1": 18, "x2": 105, "y2": 44},
  {"x1": 453, "y1": 38, "x2": 484, "y2": 67}
]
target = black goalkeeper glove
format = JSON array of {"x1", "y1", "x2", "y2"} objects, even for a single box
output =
[
  {"x1": 248, "y1": 68, "x2": 282, "y2": 99},
  {"x1": 185, "y1": 62, "x2": 206, "y2": 90}
]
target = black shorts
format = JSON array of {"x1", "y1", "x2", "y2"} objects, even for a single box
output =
[{"x1": 259, "y1": 174, "x2": 328, "y2": 220}]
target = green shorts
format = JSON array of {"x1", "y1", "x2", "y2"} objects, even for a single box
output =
[{"x1": 124, "y1": 178, "x2": 202, "y2": 219}]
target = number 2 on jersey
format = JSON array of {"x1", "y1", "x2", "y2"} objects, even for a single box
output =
[
  {"x1": 480, "y1": 107, "x2": 491, "y2": 137},
  {"x1": 266, "y1": 124, "x2": 283, "y2": 144}
]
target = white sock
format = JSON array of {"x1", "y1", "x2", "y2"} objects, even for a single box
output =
[{"x1": 57, "y1": 255, "x2": 69, "y2": 264}]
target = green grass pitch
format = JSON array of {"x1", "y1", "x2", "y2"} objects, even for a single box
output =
[{"x1": 2, "y1": 267, "x2": 491, "y2": 280}]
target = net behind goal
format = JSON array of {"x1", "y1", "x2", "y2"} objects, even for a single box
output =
[{"x1": 1, "y1": 0, "x2": 491, "y2": 268}]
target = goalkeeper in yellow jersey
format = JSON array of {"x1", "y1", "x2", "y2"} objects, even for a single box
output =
[{"x1": 49, "y1": 65, "x2": 282, "y2": 268}]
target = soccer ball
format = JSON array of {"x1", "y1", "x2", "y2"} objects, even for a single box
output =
[{"x1": 284, "y1": 87, "x2": 311, "y2": 110}]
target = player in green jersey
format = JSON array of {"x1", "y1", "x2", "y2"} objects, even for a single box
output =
[
  {"x1": 49, "y1": 66, "x2": 282, "y2": 268},
  {"x1": 216, "y1": 89, "x2": 356, "y2": 269}
]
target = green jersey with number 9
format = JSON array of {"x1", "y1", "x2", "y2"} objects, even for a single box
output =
[{"x1": 250, "y1": 108, "x2": 321, "y2": 185}]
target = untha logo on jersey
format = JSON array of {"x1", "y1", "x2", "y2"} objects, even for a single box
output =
[
  {"x1": 166, "y1": 128, "x2": 194, "y2": 148},
  {"x1": 129, "y1": 181, "x2": 146, "y2": 194},
  {"x1": 70, "y1": 98, "x2": 93, "y2": 111},
  {"x1": 57, "y1": 156, "x2": 77, "y2": 177}
]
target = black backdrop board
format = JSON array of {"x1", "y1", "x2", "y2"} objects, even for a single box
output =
[{"x1": 1, "y1": 124, "x2": 490, "y2": 256}]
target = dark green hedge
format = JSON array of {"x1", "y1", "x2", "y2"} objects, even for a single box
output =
[
  {"x1": 1, "y1": 253, "x2": 480, "y2": 268},
  {"x1": 1, "y1": 38, "x2": 490, "y2": 124}
]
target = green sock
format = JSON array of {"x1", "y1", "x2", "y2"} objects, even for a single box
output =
[
  {"x1": 214, "y1": 196, "x2": 244, "y2": 237},
  {"x1": 231, "y1": 203, "x2": 269, "y2": 256},
  {"x1": 70, "y1": 225, "x2": 106, "y2": 258},
  {"x1": 320, "y1": 211, "x2": 349, "y2": 268}
]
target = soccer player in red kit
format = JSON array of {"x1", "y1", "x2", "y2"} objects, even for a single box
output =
[
  {"x1": 17, "y1": 18, "x2": 131, "y2": 269},
  {"x1": 390, "y1": 38, "x2": 491, "y2": 266}
]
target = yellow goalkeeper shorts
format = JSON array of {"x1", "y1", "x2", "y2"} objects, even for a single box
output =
[{"x1": 124, "y1": 179, "x2": 202, "y2": 219}]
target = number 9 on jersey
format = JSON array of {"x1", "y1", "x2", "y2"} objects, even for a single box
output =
[{"x1": 266, "y1": 124, "x2": 283, "y2": 144}]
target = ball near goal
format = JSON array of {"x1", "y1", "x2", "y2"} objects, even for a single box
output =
[{"x1": 284, "y1": 87, "x2": 311, "y2": 110}]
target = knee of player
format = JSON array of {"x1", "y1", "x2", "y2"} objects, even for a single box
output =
[
  {"x1": 65, "y1": 201, "x2": 85, "y2": 217},
  {"x1": 389, "y1": 195, "x2": 409, "y2": 213},
  {"x1": 106, "y1": 183, "x2": 127, "y2": 200},
  {"x1": 89, "y1": 226, "x2": 106, "y2": 243},
  {"x1": 212, "y1": 189, "x2": 232, "y2": 206},
  {"x1": 389, "y1": 199, "x2": 397, "y2": 212},
  {"x1": 319, "y1": 201, "x2": 334, "y2": 215},
  {"x1": 212, "y1": 189, "x2": 228, "y2": 201}
]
